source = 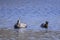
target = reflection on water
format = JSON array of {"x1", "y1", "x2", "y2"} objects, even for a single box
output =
[
  {"x1": 0, "y1": 28, "x2": 60, "y2": 40},
  {"x1": 14, "y1": 28, "x2": 26, "y2": 33},
  {"x1": 0, "y1": 0, "x2": 60, "y2": 40}
]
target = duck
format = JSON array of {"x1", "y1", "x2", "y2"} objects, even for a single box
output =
[
  {"x1": 41, "y1": 21, "x2": 48, "y2": 30},
  {"x1": 14, "y1": 19, "x2": 27, "y2": 29}
]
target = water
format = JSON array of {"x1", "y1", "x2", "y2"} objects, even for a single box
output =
[
  {"x1": 0, "y1": 0, "x2": 60, "y2": 40},
  {"x1": 0, "y1": 29, "x2": 60, "y2": 40},
  {"x1": 0, "y1": 0, "x2": 60, "y2": 31}
]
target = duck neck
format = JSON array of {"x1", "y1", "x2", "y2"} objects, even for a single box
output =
[{"x1": 18, "y1": 20, "x2": 20, "y2": 24}]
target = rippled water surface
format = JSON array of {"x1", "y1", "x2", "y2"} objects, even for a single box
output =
[
  {"x1": 0, "y1": 0, "x2": 60, "y2": 40},
  {"x1": 0, "y1": 0, "x2": 60, "y2": 31}
]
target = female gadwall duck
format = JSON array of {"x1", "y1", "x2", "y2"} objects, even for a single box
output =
[{"x1": 41, "y1": 21, "x2": 48, "y2": 32}]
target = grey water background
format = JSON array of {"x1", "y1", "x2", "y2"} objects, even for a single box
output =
[{"x1": 0, "y1": 0, "x2": 60, "y2": 31}]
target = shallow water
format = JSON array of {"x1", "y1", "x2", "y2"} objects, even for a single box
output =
[
  {"x1": 0, "y1": 28, "x2": 60, "y2": 40},
  {"x1": 0, "y1": 0, "x2": 60, "y2": 40}
]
